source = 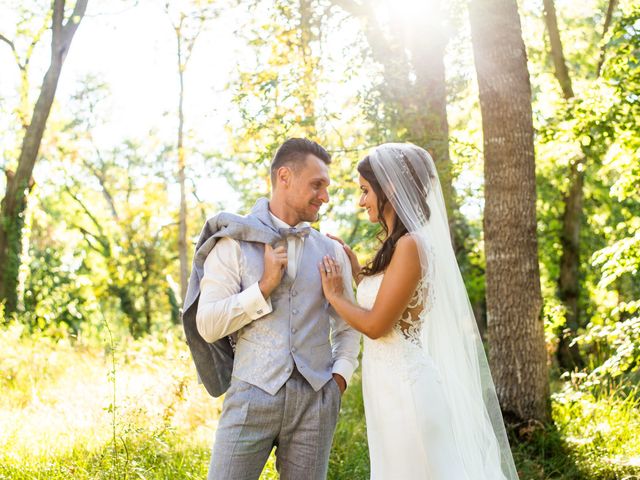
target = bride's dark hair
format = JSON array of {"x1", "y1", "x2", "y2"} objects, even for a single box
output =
[{"x1": 357, "y1": 151, "x2": 432, "y2": 276}]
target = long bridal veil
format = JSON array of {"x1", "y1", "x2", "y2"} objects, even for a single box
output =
[{"x1": 369, "y1": 143, "x2": 519, "y2": 480}]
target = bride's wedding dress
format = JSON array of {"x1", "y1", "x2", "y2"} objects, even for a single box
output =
[
  {"x1": 357, "y1": 273, "x2": 470, "y2": 479},
  {"x1": 353, "y1": 143, "x2": 518, "y2": 479}
]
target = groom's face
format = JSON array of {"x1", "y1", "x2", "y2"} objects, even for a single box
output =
[{"x1": 285, "y1": 154, "x2": 330, "y2": 223}]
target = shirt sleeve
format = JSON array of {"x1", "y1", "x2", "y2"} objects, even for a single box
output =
[
  {"x1": 196, "y1": 237, "x2": 272, "y2": 343},
  {"x1": 329, "y1": 241, "x2": 362, "y2": 387}
]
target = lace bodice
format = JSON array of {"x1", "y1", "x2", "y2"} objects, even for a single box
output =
[
  {"x1": 357, "y1": 272, "x2": 442, "y2": 386},
  {"x1": 356, "y1": 273, "x2": 429, "y2": 346}
]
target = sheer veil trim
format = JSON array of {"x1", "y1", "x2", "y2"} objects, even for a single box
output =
[{"x1": 369, "y1": 143, "x2": 519, "y2": 480}]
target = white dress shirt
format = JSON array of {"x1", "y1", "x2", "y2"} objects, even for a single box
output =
[
  {"x1": 268, "y1": 212, "x2": 306, "y2": 279},
  {"x1": 195, "y1": 210, "x2": 360, "y2": 386}
]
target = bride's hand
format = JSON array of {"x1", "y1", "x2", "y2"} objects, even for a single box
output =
[
  {"x1": 326, "y1": 233, "x2": 361, "y2": 282},
  {"x1": 319, "y1": 255, "x2": 343, "y2": 302}
]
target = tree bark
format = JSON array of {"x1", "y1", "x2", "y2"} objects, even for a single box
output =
[
  {"x1": 0, "y1": 0, "x2": 88, "y2": 315},
  {"x1": 404, "y1": 1, "x2": 458, "y2": 245},
  {"x1": 597, "y1": 0, "x2": 618, "y2": 75},
  {"x1": 170, "y1": 8, "x2": 208, "y2": 304},
  {"x1": 469, "y1": 0, "x2": 548, "y2": 422},
  {"x1": 176, "y1": 23, "x2": 189, "y2": 304},
  {"x1": 543, "y1": 0, "x2": 574, "y2": 98},
  {"x1": 142, "y1": 248, "x2": 152, "y2": 334},
  {"x1": 299, "y1": 0, "x2": 318, "y2": 137},
  {"x1": 557, "y1": 160, "x2": 584, "y2": 368}
]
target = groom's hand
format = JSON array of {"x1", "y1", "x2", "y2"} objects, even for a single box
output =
[
  {"x1": 333, "y1": 373, "x2": 346, "y2": 395},
  {"x1": 259, "y1": 244, "x2": 288, "y2": 299}
]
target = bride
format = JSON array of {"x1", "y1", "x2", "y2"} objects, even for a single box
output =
[{"x1": 319, "y1": 143, "x2": 519, "y2": 479}]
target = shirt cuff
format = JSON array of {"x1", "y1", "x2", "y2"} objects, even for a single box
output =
[
  {"x1": 237, "y1": 282, "x2": 273, "y2": 320},
  {"x1": 332, "y1": 358, "x2": 356, "y2": 388}
]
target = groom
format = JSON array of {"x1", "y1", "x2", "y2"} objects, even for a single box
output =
[{"x1": 186, "y1": 138, "x2": 360, "y2": 479}]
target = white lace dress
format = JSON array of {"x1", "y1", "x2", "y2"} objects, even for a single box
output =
[{"x1": 357, "y1": 273, "x2": 470, "y2": 479}]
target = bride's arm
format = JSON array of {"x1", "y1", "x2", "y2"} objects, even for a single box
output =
[{"x1": 319, "y1": 235, "x2": 422, "y2": 339}]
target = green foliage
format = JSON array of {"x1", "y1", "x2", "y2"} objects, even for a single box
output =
[
  {"x1": 568, "y1": 3, "x2": 640, "y2": 388},
  {"x1": 533, "y1": 9, "x2": 640, "y2": 470},
  {"x1": 28, "y1": 145, "x2": 180, "y2": 338},
  {"x1": 219, "y1": 0, "x2": 325, "y2": 207},
  {"x1": 527, "y1": 0, "x2": 640, "y2": 374},
  {"x1": 21, "y1": 245, "x2": 97, "y2": 336},
  {"x1": 576, "y1": 315, "x2": 640, "y2": 388}
]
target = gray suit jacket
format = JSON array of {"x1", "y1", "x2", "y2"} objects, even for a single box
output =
[{"x1": 182, "y1": 203, "x2": 281, "y2": 397}]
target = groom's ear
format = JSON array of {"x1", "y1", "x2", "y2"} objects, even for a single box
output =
[{"x1": 276, "y1": 166, "x2": 292, "y2": 189}]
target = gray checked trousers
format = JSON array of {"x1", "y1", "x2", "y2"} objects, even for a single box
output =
[{"x1": 208, "y1": 368, "x2": 342, "y2": 480}]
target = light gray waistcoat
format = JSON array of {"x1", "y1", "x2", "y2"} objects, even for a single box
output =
[{"x1": 234, "y1": 229, "x2": 337, "y2": 395}]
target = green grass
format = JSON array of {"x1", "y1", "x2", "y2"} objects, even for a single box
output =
[
  {"x1": 506, "y1": 384, "x2": 640, "y2": 480},
  {"x1": 550, "y1": 386, "x2": 640, "y2": 479},
  {"x1": 329, "y1": 370, "x2": 370, "y2": 479},
  {"x1": 1, "y1": 324, "x2": 639, "y2": 479},
  {"x1": 0, "y1": 431, "x2": 210, "y2": 480}
]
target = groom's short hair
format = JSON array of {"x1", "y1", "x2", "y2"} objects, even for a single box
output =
[{"x1": 270, "y1": 138, "x2": 331, "y2": 184}]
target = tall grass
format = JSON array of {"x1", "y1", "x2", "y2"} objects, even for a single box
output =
[
  {"x1": 551, "y1": 384, "x2": 640, "y2": 479},
  {"x1": 1, "y1": 323, "x2": 639, "y2": 479},
  {"x1": 0, "y1": 323, "x2": 217, "y2": 479},
  {"x1": 329, "y1": 370, "x2": 370, "y2": 479}
]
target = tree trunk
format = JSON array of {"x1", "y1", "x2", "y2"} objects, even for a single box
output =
[
  {"x1": 143, "y1": 263, "x2": 152, "y2": 334},
  {"x1": 557, "y1": 161, "x2": 585, "y2": 368},
  {"x1": 299, "y1": 0, "x2": 318, "y2": 136},
  {"x1": 469, "y1": 0, "x2": 548, "y2": 422},
  {"x1": 543, "y1": 0, "x2": 584, "y2": 369},
  {"x1": 0, "y1": 0, "x2": 88, "y2": 315},
  {"x1": 331, "y1": 0, "x2": 459, "y2": 245},
  {"x1": 176, "y1": 24, "x2": 189, "y2": 304},
  {"x1": 542, "y1": 0, "x2": 574, "y2": 98},
  {"x1": 543, "y1": 0, "x2": 617, "y2": 370},
  {"x1": 404, "y1": 0, "x2": 459, "y2": 247},
  {"x1": 597, "y1": 0, "x2": 619, "y2": 75},
  {"x1": 109, "y1": 284, "x2": 143, "y2": 338},
  {"x1": 171, "y1": 8, "x2": 209, "y2": 304}
]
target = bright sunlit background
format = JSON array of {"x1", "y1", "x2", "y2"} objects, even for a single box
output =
[{"x1": 1, "y1": 0, "x2": 639, "y2": 479}]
